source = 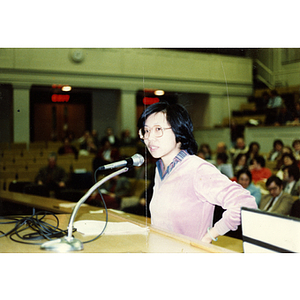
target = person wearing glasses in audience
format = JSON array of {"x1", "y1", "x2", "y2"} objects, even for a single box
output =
[
  {"x1": 259, "y1": 175, "x2": 295, "y2": 216},
  {"x1": 138, "y1": 102, "x2": 257, "y2": 243}
]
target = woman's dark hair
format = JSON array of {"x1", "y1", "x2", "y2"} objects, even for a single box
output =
[
  {"x1": 281, "y1": 152, "x2": 296, "y2": 164},
  {"x1": 236, "y1": 168, "x2": 252, "y2": 183},
  {"x1": 283, "y1": 164, "x2": 300, "y2": 181},
  {"x1": 273, "y1": 139, "x2": 284, "y2": 148},
  {"x1": 217, "y1": 152, "x2": 229, "y2": 163},
  {"x1": 234, "y1": 153, "x2": 247, "y2": 166},
  {"x1": 292, "y1": 139, "x2": 300, "y2": 148},
  {"x1": 137, "y1": 102, "x2": 198, "y2": 155},
  {"x1": 248, "y1": 141, "x2": 260, "y2": 153},
  {"x1": 253, "y1": 155, "x2": 266, "y2": 167}
]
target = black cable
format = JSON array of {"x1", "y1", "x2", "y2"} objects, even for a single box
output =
[
  {"x1": 0, "y1": 211, "x2": 75, "y2": 245},
  {"x1": 0, "y1": 171, "x2": 113, "y2": 246}
]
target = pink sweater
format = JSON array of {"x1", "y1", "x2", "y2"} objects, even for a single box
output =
[{"x1": 150, "y1": 154, "x2": 257, "y2": 241}]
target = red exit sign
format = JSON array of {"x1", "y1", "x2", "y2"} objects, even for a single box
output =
[
  {"x1": 51, "y1": 94, "x2": 70, "y2": 102},
  {"x1": 143, "y1": 97, "x2": 159, "y2": 105}
]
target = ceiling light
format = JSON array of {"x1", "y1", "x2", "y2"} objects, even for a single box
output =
[
  {"x1": 154, "y1": 90, "x2": 164, "y2": 96},
  {"x1": 62, "y1": 85, "x2": 72, "y2": 92}
]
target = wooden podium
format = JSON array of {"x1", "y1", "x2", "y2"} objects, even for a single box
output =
[{"x1": 0, "y1": 190, "x2": 243, "y2": 253}]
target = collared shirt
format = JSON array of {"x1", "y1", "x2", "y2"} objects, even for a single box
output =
[
  {"x1": 156, "y1": 149, "x2": 188, "y2": 180},
  {"x1": 264, "y1": 191, "x2": 283, "y2": 211},
  {"x1": 150, "y1": 152, "x2": 257, "y2": 241},
  {"x1": 284, "y1": 181, "x2": 295, "y2": 194}
]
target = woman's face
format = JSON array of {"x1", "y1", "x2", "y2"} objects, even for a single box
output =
[
  {"x1": 293, "y1": 142, "x2": 300, "y2": 152},
  {"x1": 252, "y1": 144, "x2": 259, "y2": 153},
  {"x1": 283, "y1": 156, "x2": 293, "y2": 166},
  {"x1": 238, "y1": 173, "x2": 251, "y2": 189},
  {"x1": 275, "y1": 143, "x2": 283, "y2": 152},
  {"x1": 143, "y1": 112, "x2": 181, "y2": 168},
  {"x1": 238, "y1": 155, "x2": 247, "y2": 166}
]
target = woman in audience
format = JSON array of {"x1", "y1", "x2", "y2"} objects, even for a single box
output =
[
  {"x1": 233, "y1": 153, "x2": 248, "y2": 176},
  {"x1": 267, "y1": 139, "x2": 284, "y2": 161},
  {"x1": 276, "y1": 153, "x2": 298, "y2": 180},
  {"x1": 236, "y1": 168, "x2": 261, "y2": 206},
  {"x1": 249, "y1": 155, "x2": 272, "y2": 184},
  {"x1": 246, "y1": 141, "x2": 260, "y2": 165},
  {"x1": 138, "y1": 101, "x2": 257, "y2": 243},
  {"x1": 197, "y1": 143, "x2": 212, "y2": 161}
]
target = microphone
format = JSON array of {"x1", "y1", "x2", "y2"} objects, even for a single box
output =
[{"x1": 97, "y1": 154, "x2": 144, "y2": 171}]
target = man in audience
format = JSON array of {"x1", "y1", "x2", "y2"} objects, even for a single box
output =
[
  {"x1": 282, "y1": 164, "x2": 300, "y2": 196},
  {"x1": 265, "y1": 90, "x2": 283, "y2": 125},
  {"x1": 35, "y1": 152, "x2": 69, "y2": 196},
  {"x1": 229, "y1": 137, "x2": 249, "y2": 162},
  {"x1": 259, "y1": 175, "x2": 295, "y2": 216},
  {"x1": 292, "y1": 139, "x2": 300, "y2": 161},
  {"x1": 211, "y1": 141, "x2": 229, "y2": 164}
]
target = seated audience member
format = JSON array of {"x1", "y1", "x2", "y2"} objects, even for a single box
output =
[
  {"x1": 246, "y1": 141, "x2": 260, "y2": 165},
  {"x1": 85, "y1": 136, "x2": 98, "y2": 154},
  {"x1": 259, "y1": 175, "x2": 295, "y2": 216},
  {"x1": 292, "y1": 139, "x2": 300, "y2": 161},
  {"x1": 233, "y1": 153, "x2": 248, "y2": 176},
  {"x1": 229, "y1": 137, "x2": 249, "y2": 162},
  {"x1": 216, "y1": 153, "x2": 234, "y2": 179},
  {"x1": 276, "y1": 153, "x2": 298, "y2": 179},
  {"x1": 78, "y1": 130, "x2": 98, "y2": 155},
  {"x1": 267, "y1": 90, "x2": 283, "y2": 109},
  {"x1": 101, "y1": 127, "x2": 120, "y2": 148},
  {"x1": 249, "y1": 155, "x2": 272, "y2": 184},
  {"x1": 120, "y1": 129, "x2": 136, "y2": 147},
  {"x1": 197, "y1": 149, "x2": 206, "y2": 160},
  {"x1": 35, "y1": 152, "x2": 69, "y2": 197},
  {"x1": 91, "y1": 129, "x2": 100, "y2": 149},
  {"x1": 267, "y1": 139, "x2": 284, "y2": 161},
  {"x1": 58, "y1": 137, "x2": 78, "y2": 159},
  {"x1": 78, "y1": 130, "x2": 91, "y2": 149},
  {"x1": 282, "y1": 164, "x2": 300, "y2": 196},
  {"x1": 198, "y1": 143, "x2": 212, "y2": 161},
  {"x1": 88, "y1": 175, "x2": 131, "y2": 209},
  {"x1": 265, "y1": 90, "x2": 283, "y2": 125},
  {"x1": 212, "y1": 141, "x2": 229, "y2": 163},
  {"x1": 236, "y1": 168, "x2": 261, "y2": 206},
  {"x1": 92, "y1": 138, "x2": 120, "y2": 173}
]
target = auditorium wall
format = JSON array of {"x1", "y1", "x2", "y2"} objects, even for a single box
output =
[{"x1": 0, "y1": 48, "x2": 253, "y2": 144}]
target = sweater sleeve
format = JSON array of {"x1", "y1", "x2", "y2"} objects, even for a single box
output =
[{"x1": 194, "y1": 162, "x2": 258, "y2": 236}]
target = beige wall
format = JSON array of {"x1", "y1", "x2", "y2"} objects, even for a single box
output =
[{"x1": 0, "y1": 48, "x2": 253, "y2": 143}]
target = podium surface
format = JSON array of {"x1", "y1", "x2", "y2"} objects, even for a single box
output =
[{"x1": 0, "y1": 190, "x2": 243, "y2": 253}]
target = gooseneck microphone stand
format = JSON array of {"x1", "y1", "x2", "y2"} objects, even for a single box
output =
[{"x1": 40, "y1": 167, "x2": 129, "y2": 252}]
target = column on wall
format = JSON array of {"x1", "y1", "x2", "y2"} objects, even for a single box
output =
[
  {"x1": 207, "y1": 94, "x2": 232, "y2": 128},
  {"x1": 12, "y1": 83, "x2": 31, "y2": 145},
  {"x1": 119, "y1": 90, "x2": 137, "y2": 138}
]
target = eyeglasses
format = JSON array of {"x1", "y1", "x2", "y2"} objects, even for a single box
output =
[{"x1": 139, "y1": 125, "x2": 172, "y2": 140}]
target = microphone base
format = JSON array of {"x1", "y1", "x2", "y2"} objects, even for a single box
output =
[{"x1": 40, "y1": 237, "x2": 83, "y2": 252}]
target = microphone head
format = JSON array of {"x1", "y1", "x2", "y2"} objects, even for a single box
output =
[{"x1": 131, "y1": 154, "x2": 144, "y2": 167}]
